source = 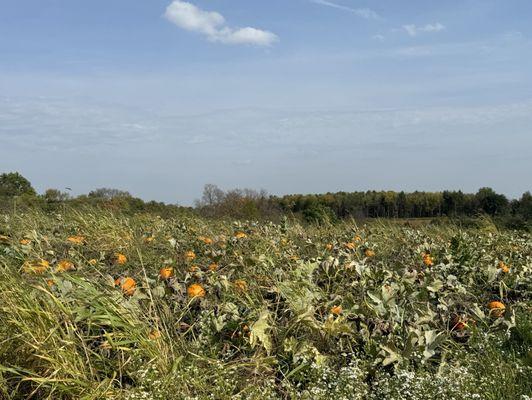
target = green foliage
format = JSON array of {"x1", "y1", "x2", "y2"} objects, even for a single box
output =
[
  {"x1": 476, "y1": 187, "x2": 509, "y2": 216},
  {"x1": 1, "y1": 174, "x2": 530, "y2": 229},
  {"x1": 0, "y1": 172, "x2": 36, "y2": 197},
  {"x1": 0, "y1": 205, "x2": 530, "y2": 399},
  {"x1": 302, "y1": 202, "x2": 336, "y2": 224}
]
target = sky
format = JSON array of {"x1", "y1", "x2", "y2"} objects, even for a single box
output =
[{"x1": 0, "y1": 0, "x2": 531, "y2": 204}]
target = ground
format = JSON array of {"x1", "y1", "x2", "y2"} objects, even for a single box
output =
[{"x1": 0, "y1": 209, "x2": 530, "y2": 399}]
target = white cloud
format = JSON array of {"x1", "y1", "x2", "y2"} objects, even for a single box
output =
[
  {"x1": 310, "y1": 0, "x2": 381, "y2": 20},
  {"x1": 219, "y1": 27, "x2": 279, "y2": 46},
  {"x1": 402, "y1": 23, "x2": 445, "y2": 37},
  {"x1": 164, "y1": 1, "x2": 278, "y2": 46},
  {"x1": 372, "y1": 34, "x2": 385, "y2": 42}
]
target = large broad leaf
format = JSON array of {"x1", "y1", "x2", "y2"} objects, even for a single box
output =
[
  {"x1": 470, "y1": 303, "x2": 485, "y2": 319},
  {"x1": 152, "y1": 285, "x2": 165, "y2": 298},
  {"x1": 427, "y1": 279, "x2": 443, "y2": 293},
  {"x1": 323, "y1": 315, "x2": 353, "y2": 336},
  {"x1": 486, "y1": 264, "x2": 499, "y2": 283},
  {"x1": 250, "y1": 309, "x2": 273, "y2": 355},
  {"x1": 277, "y1": 261, "x2": 322, "y2": 328},
  {"x1": 423, "y1": 330, "x2": 445, "y2": 360},
  {"x1": 379, "y1": 343, "x2": 402, "y2": 366}
]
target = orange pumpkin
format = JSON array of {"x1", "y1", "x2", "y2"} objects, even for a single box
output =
[
  {"x1": 187, "y1": 283, "x2": 206, "y2": 298},
  {"x1": 488, "y1": 301, "x2": 506, "y2": 317},
  {"x1": 498, "y1": 261, "x2": 510, "y2": 273},
  {"x1": 159, "y1": 267, "x2": 174, "y2": 280},
  {"x1": 422, "y1": 253, "x2": 434, "y2": 266},
  {"x1": 199, "y1": 236, "x2": 213, "y2": 245},
  {"x1": 67, "y1": 235, "x2": 85, "y2": 245},
  {"x1": 345, "y1": 242, "x2": 356, "y2": 250},
  {"x1": 330, "y1": 305, "x2": 343, "y2": 315},
  {"x1": 56, "y1": 260, "x2": 75, "y2": 273},
  {"x1": 234, "y1": 279, "x2": 248, "y2": 292},
  {"x1": 115, "y1": 277, "x2": 136, "y2": 296},
  {"x1": 148, "y1": 329, "x2": 161, "y2": 340},
  {"x1": 113, "y1": 253, "x2": 128, "y2": 265},
  {"x1": 184, "y1": 251, "x2": 196, "y2": 261}
]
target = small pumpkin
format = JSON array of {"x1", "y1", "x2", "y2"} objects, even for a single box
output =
[
  {"x1": 422, "y1": 253, "x2": 434, "y2": 266},
  {"x1": 184, "y1": 251, "x2": 196, "y2": 261},
  {"x1": 67, "y1": 235, "x2": 85, "y2": 245},
  {"x1": 365, "y1": 249, "x2": 375, "y2": 258},
  {"x1": 113, "y1": 253, "x2": 128, "y2": 265},
  {"x1": 345, "y1": 242, "x2": 356, "y2": 250},
  {"x1": 198, "y1": 236, "x2": 213, "y2": 245},
  {"x1": 148, "y1": 329, "x2": 161, "y2": 340},
  {"x1": 330, "y1": 305, "x2": 343, "y2": 315},
  {"x1": 56, "y1": 260, "x2": 75, "y2": 273},
  {"x1": 115, "y1": 277, "x2": 136, "y2": 296},
  {"x1": 187, "y1": 283, "x2": 206, "y2": 298},
  {"x1": 234, "y1": 279, "x2": 248, "y2": 292},
  {"x1": 159, "y1": 267, "x2": 174, "y2": 280},
  {"x1": 488, "y1": 301, "x2": 506, "y2": 318},
  {"x1": 498, "y1": 261, "x2": 510, "y2": 273}
]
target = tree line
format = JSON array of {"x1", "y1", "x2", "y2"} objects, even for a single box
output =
[
  {"x1": 276, "y1": 188, "x2": 530, "y2": 221},
  {"x1": 0, "y1": 172, "x2": 188, "y2": 218},
  {"x1": 196, "y1": 184, "x2": 531, "y2": 228},
  {"x1": 1, "y1": 172, "x2": 531, "y2": 229}
]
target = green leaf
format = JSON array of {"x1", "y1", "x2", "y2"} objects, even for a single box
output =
[
  {"x1": 380, "y1": 344, "x2": 402, "y2": 366},
  {"x1": 152, "y1": 285, "x2": 165, "y2": 298},
  {"x1": 427, "y1": 279, "x2": 443, "y2": 292},
  {"x1": 250, "y1": 309, "x2": 273, "y2": 355}
]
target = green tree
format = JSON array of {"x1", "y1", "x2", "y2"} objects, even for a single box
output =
[
  {"x1": 44, "y1": 189, "x2": 70, "y2": 202},
  {"x1": 516, "y1": 192, "x2": 532, "y2": 219},
  {"x1": 0, "y1": 172, "x2": 36, "y2": 197},
  {"x1": 88, "y1": 188, "x2": 132, "y2": 200},
  {"x1": 475, "y1": 187, "x2": 509, "y2": 216}
]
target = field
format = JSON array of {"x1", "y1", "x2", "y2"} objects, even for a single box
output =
[{"x1": 0, "y1": 208, "x2": 531, "y2": 399}]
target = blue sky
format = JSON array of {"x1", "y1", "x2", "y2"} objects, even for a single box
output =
[{"x1": 1, "y1": 0, "x2": 531, "y2": 204}]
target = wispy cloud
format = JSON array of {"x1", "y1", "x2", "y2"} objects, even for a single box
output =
[
  {"x1": 402, "y1": 23, "x2": 446, "y2": 37},
  {"x1": 164, "y1": 0, "x2": 278, "y2": 46},
  {"x1": 310, "y1": 0, "x2": 381, "y2": 20},
  {"x1": 2, "y1": 96, "x2": 531, "y2": 202}
]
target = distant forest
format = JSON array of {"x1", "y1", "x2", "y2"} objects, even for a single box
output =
[{"x1": 1, "y1": 172, "x2": 531, "y2": 229}]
